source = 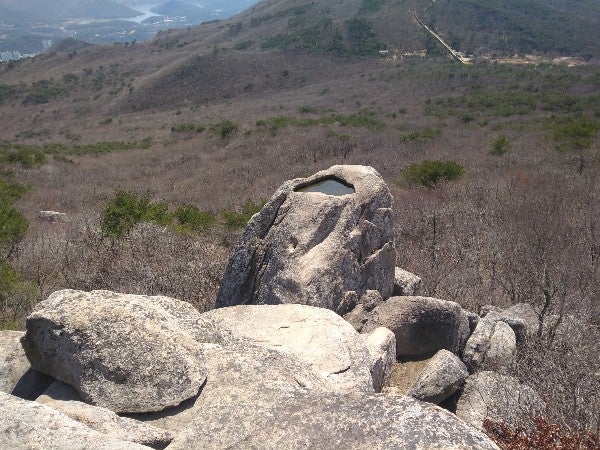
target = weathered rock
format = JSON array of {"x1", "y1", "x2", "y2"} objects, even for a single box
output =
[
  {"x1": 169, "y1": 392, "x2": 500, "y2": 450},
  {"x1": 196, "y1": 304, "x2": 374, "y2": 393},
  {"x1": 407, "y1": 349, "x2": 468, "y2": 404},
  {"x1": 125, "y1": 343, "x2": 332, "y2": 433},
  {"x1": 483, "y1": 303, "x2": 540, "y2": 342},
  {"x1": 455, "y1": 371, "x2": 545, "y2": 431},
  {"x1": 21, "y1": 289, "x2": 208, "y2": 413},
  {"x1": 462, "y1": 318, "x2": 496, "y2": 371},
  {"x1": 467, "y1": 311, "x2": 480, "y2": 334},
  {"x1": 485, "y1": 320, "x2": 517, "y2": 370},
  {"x1": 36, "y1": 381, "x2": 174, "y2": 449},
  {"x1": 363, "y1": 327, "x2": 396, "y2": 392},
  {"x1": 38, "y1": 210, "x2": 68, "y2": 222},
  {"x1": 216, "y1": 165, "x2": 396, "y2": 315},
  {"x1": 362, "y1": 296, "x2": 470, "y2": 358},
  {"x1": 343, "y1": 290, "x2": 384, "y2": 332},
  {"x1": 129, "y1": 342, "x2": 498, "y2": 449},
  {"x1": 0, "y1": 330, "x2": 53, "y2": 399},
  {"x1": 392, "y1": 267, "x2": 422, "y2": 296},
  {"x1": 0, "y1": 392, "x2": 151, "y2": 450},
  {"x1": 463, "y1": 318, "x2": 517, "y2": 372}
]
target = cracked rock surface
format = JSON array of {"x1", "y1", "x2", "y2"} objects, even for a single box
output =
[{"x1": 216, "y1": 165, "x2": 396, "y2": 315}]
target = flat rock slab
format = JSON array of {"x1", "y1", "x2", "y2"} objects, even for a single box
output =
[
  {"x1": 0, "y1": 392, "x2": 151, "y2": 450},
  {"x1": 0, "y1": 330, "x2": 52, "y2": 400},
  {"x1": 36, "y1": 381, "x2": 174, "y2": 449},
  {"x1": 362, "y1": 296, "x2": 470, "y2": 358},
  {"x1": 197, "y1": 304, "x2": 374, "y2": 393},
  {"x1": 21, "y1": 290, "x2": 207, "y2": 413},
  {"x1": 216, "y1": 165, "x2": 396, "y2": 315},
  {"x1": 167, "y1": 378, "x2": 499, "y2": 449}
]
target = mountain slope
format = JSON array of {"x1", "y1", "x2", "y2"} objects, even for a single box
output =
[{"x1": 419, "y1": 0, "x2": 600, "y2": 59}]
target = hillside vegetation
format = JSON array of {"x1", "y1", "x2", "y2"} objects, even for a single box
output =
[{"x1": 0, "y1": 0, "x2": 599, "y2": 442}]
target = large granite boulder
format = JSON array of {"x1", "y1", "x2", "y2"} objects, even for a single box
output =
[
  {"x1": 196, "y1": 304, "x2": 375, "y2": 393},
  {"x1": 0, "y1": 330, "x2": 53, "y2": 400},
  {"x1": 455, "y1": 371, "x2": 545, "y2": 431},
  {"x1": 0, "y1": 392, "x2": 151, "y2": 450},
  {"x1": 36, "y1": 381, "x2": 174, "y2": 449},
  {"x1": 362, "y1": 296, "x2": 470, "y2": 358},
  {"x1": 407, "y1": 349, "x2": 468, "y2": 405},
  {"x1": 160, "y1": 346, "x2": 498, "y2": 450},
  {"x1": 215, "y1": 165, "x2": 396, "y2": 315},
  {"x1": 21, "y1": 290, "x2": 208, "y2": 413},
  {"x1": 463, "y1": 318, "x2": 517, "y2": 372}
]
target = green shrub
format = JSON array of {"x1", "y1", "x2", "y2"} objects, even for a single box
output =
[
  {"x1": 0, "y1": 200, "x2": 28, "y2": 251},
  {"x1": 6, "y1": 146, "x2": 47, "y2": 168},
  {"x1": 345, "y1": 18, "x2": 383, "y2": 55},
  {"x1": 173, "y1": 204, "x2": 216, "y2": 233},
  {"x1": 210, "y1": 120, "x2": 239, "y2": 139},
  {"x1": 490, "y1": 136, "x2": 511, "y2": 155},
  {"x1": 222, "y1": 199, "x2": 264, "y2": 228},
  {"x1": 0, "y1": 262, "x2": 37, "y2": 329},
  {"x1": 549, "y1": 117, "x2": 600, "y2": 151},
  {"x1": 403, "y1": 160, "x2": 465, "y2": 187},
  {"x1": 233, "y1": 40, "x2": 254, "y2": 50},
  {"x1": 0, "y1": 177, "x2": 29, "y2": 252},
  {"x1": 399, "y1": 127, "x2": 442, "y2": 142},
  {"x1": 359, "y1": 0, "x2": 385, "y2": 14},
  {"x1": 100, "y1": 190, "x2": 170, "y2": 238},
  {"x1": 172, "y1": 123, "x2": 205, "y2": 133},
  {"x1": 23, "y1": 79, "x2": 64, "y2": 105}
]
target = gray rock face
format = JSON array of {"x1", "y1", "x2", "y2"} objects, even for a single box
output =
[
  {"x1": 362, "y1": 296, "x2": 470, "y2": 358},
  {"x1": 0, "y1": 392, "x2": 151, "y2": 450},
  {"x1": 163, "y1": 346, "x2": 498, "y2": 450},
  {"x1": 126, "y1": 343, "x2": 332, "y2": 433},
  {"x1": 407, "y1": 349, "x2": 468, "y2": 405},
  {"x1": 483, "y1": 303, "x2": 540, "y2": 342},
  {"x1": 0, "y1": 330, "x2": 52, "y2": 400},
  {"x1": 38, "y1": 210, "x2": 68, "y2": 222},
  {"x1": 392, "y1": 267, "x2": 422, "y2": 296},
  {"x1": 215, "y1": 165, "x2": 396, "y2": 315},
  {"x1": 455, "y1": 371, "x2": 545, "y2": 431},
  {"x1": 463, "y1": 318, "x2": 517, "y2": 372},
  {"x1": 363, "y1": 327, "x2": 396, "y2": 392},
  {"x1": 36, "y1": 382, "x2": 174, "y2": 449},
  {"x1": 196, "y1": 304, "x2": 375, "y2": 393},
  {"x1": 21, "y1": 289, "x2": 207, "y2": 413}
]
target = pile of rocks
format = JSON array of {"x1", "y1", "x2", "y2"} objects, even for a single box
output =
[{"x1": 0, "y1": 165, "x2": 544, "y2": 448}]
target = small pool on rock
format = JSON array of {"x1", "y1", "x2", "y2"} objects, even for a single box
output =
[{"x1": 295, "y1": 178, "x2": 355, "y2": 196}]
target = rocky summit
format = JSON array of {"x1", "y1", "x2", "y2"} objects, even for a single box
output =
[{"x1": 0, "y1": 165, "x2": 549, "y2": 449}]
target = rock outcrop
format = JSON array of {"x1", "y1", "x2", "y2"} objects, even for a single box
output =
[
  {"x1": 463, "y1": 318, "x2": 517, "y2": 372},
  {"x1": 0, "y1": 392, "x2": 151, "y2": 450},
  {"x1": 36, "y1": 382, "x2": 174, "y2": 449},
  {"x1": 455, "y1": 371, "x2": 545, "y2": 431},
  {"x1": 21, "y1": 290, "x2": 208, "y2": 413},
  {"x1": 215, "y1": 165, "x2": 396, "y2": 315},
  {"x1": 196, "y1": 304, "x2": 375, "y2": 393},
  {"x1": 361, "y1": 296, "x2": 470, "y2": 358}
]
